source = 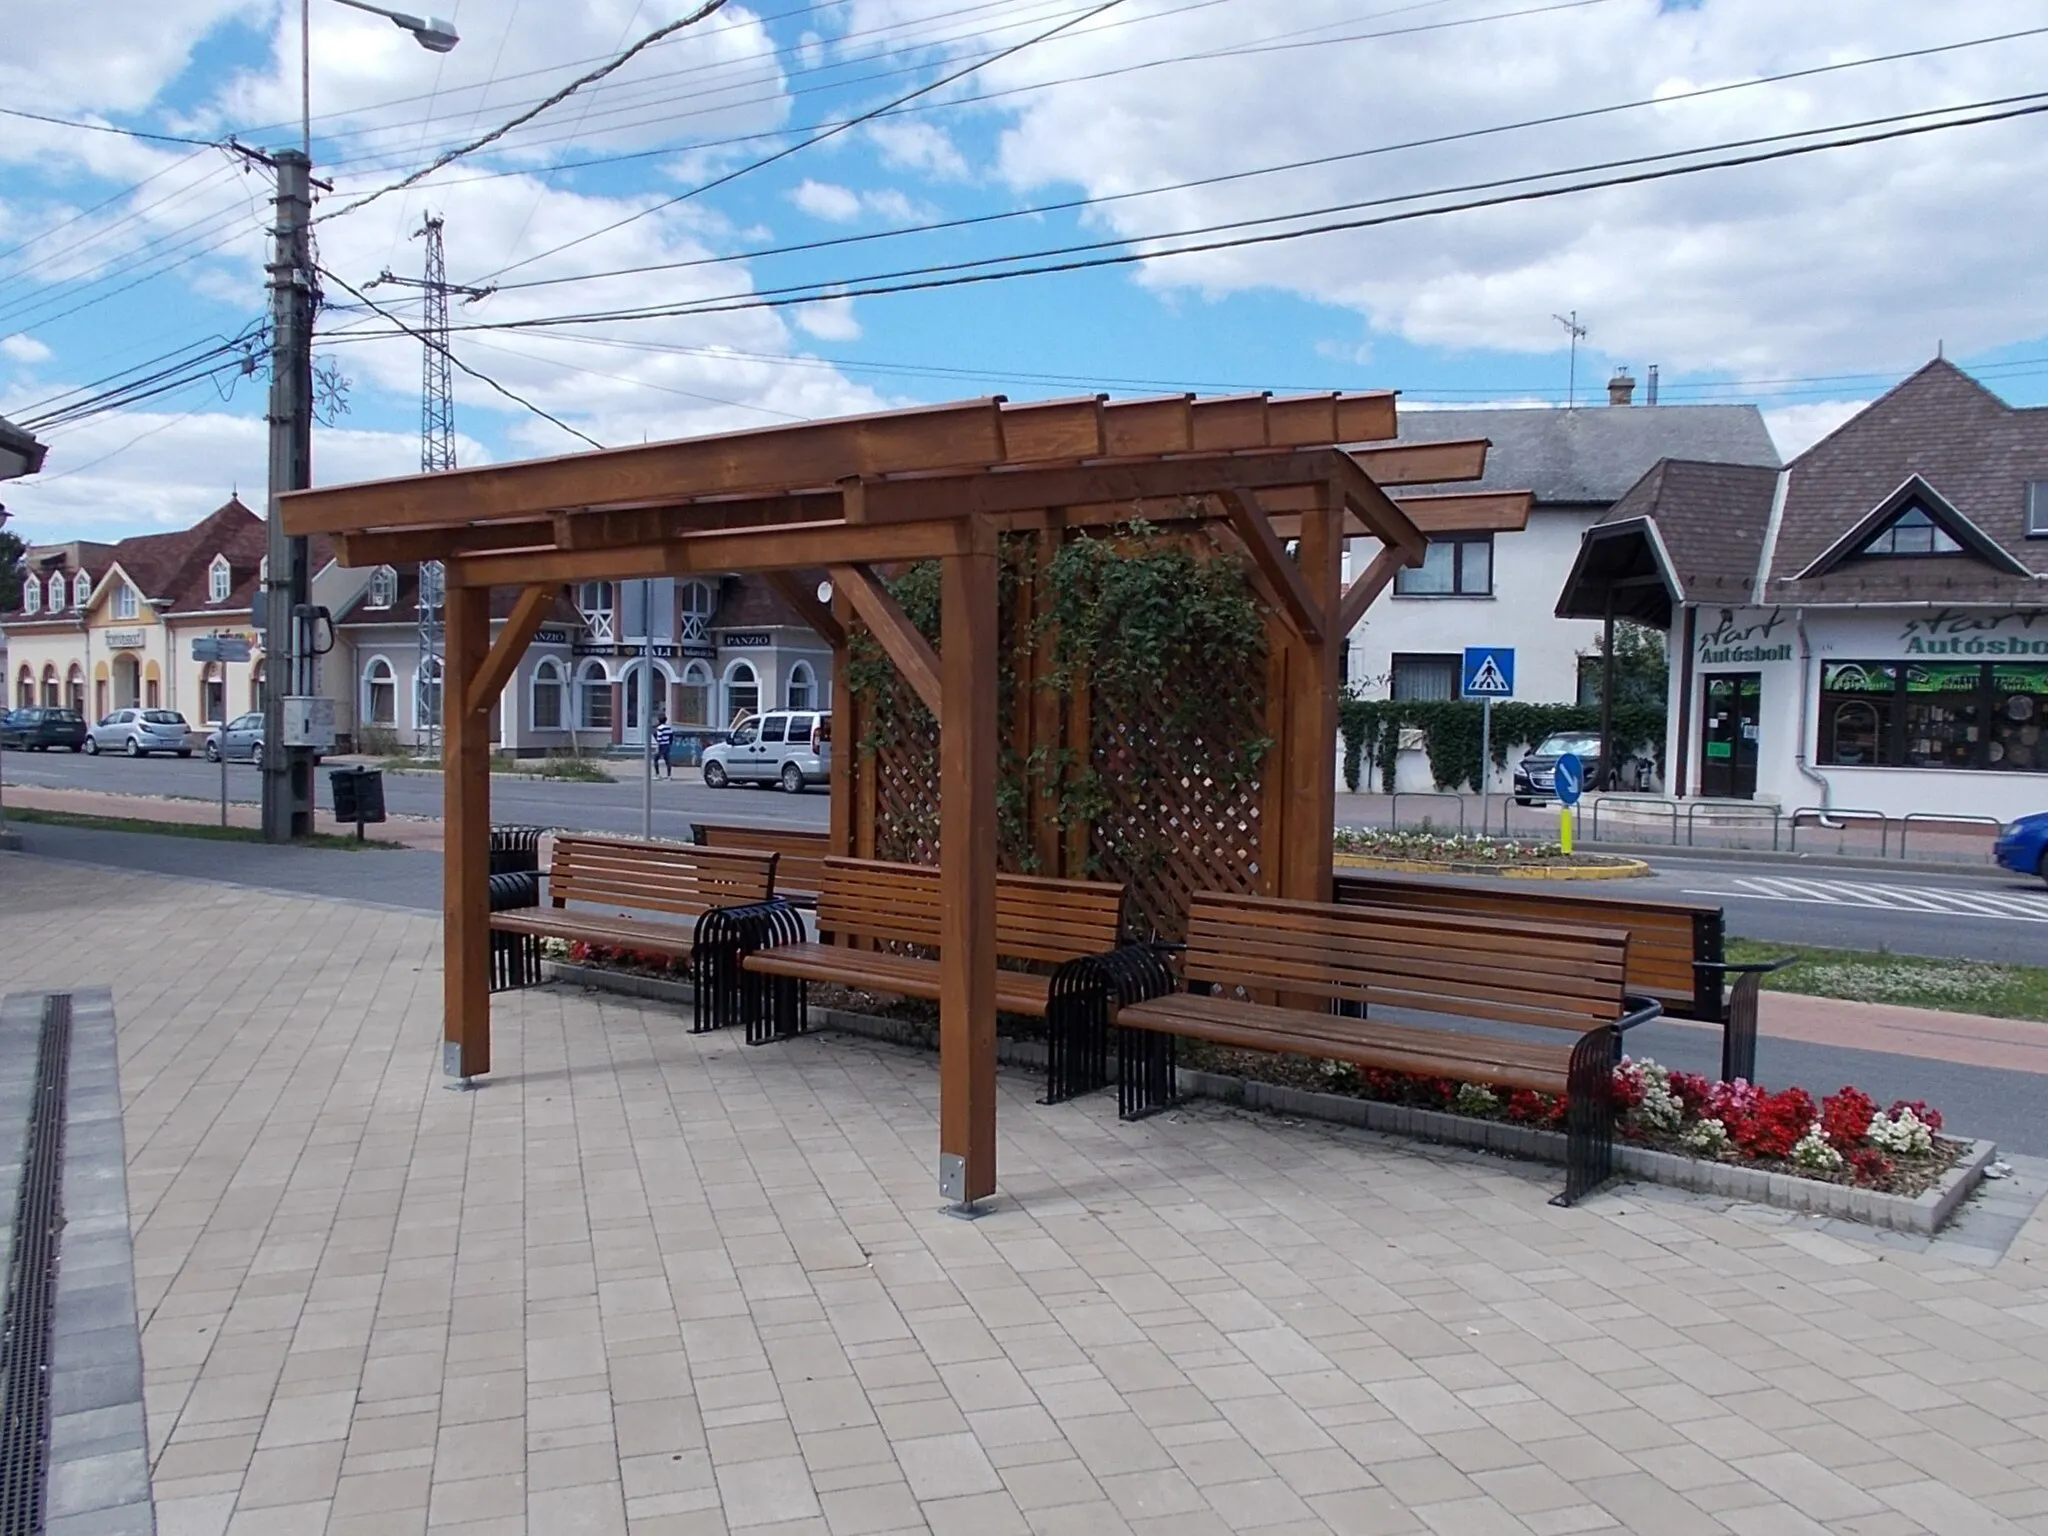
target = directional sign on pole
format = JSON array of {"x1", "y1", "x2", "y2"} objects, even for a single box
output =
[
  {"x1": 1553, "y1": 752, "x2": 1585, "y2": 807},
  {"x1": 1461, "y1": 646, "x2": 1515, "y2": 699},
  {"x1": 192, "y1": 635, "x2": 253, "y2": 664}
]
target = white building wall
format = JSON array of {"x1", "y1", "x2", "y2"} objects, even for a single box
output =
[{"x1": 1345, "y1": 510, "x2": 1608, "y2": 706}]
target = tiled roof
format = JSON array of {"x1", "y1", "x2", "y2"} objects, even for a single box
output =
[
  {"x1": 1373, "y1": 403, "x2": 1779, "y2": 504},
  {"x1": 1597, "y1": 459, "x2": 1780, "y2": 603},
  {"x1": 713, "y1": 573, "x2": 815, "y2": 631},
  {"x1": 1762, "y1": 359, "x2": 2048, "y2": 604}
]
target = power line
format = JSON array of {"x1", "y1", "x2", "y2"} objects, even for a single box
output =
[
  {"x1": 477, "y1": 0, "x2": 1133, "y2": 283},
  {"x1": 318, "y1": 0, "x2": 735, "y2": 223},
  {"x1": 0, "y1": 105, "x2": 223, "y2": 149},
  {"x1": 480, "y1": 24, "x2": 2048, "y2": 297},
  {"x1": 327, "y1": 97, "x2": 2048, "y2": 340}
]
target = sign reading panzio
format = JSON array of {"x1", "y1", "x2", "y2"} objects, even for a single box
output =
[{"x1": 1697, "y1": 606, "x2": 1792, "y2": 666}]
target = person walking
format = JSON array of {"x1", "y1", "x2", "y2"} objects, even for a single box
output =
[{"x1": 652, "y1": 712, "x2": 675, "y2": 778}]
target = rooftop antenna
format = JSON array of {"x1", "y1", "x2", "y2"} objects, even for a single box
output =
[{"x1": 1553, "y1": 310, "x2": 1588, "y2": 408}]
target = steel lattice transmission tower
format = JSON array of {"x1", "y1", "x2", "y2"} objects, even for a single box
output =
[{"x1": 370, "y1": 215, "x2": 491, "y2": 756}]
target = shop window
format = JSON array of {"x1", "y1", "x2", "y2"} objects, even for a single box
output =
[
  {"x1": 723, "y1": 661, "x2": 759, "y2": 726},
  {"x1": 1818, "y1": 660, "x2": 2048, "y2": 772},
  {"x1": 67, "y1": 667, "x2": 85, "y2": 714},
  {"x1": 145, "y1": 678, "x2": 159, "y2": 708},
  {"x1": 578, "y1": 662, "x2": 613, "y2": 730},
  {"x1": 1394, "y1": 535, "x2": 1493, "y2": 597},
  {"x1": 678, "y1": 661, "x2": 712, "y2": 727},
  {"x1": 363, "y1": 658, "x2": 396, "y2": 726},
  {"x1": 16, "y1": 669, "x2": 32, "y2": 708},
  {"x1": 531, "y1": 660, "x2": 564, "y2": 730},
  {"x1": 41, "y1": 666, "x2": 58, "y2": 706},
  {"x1": 1390, "y1": 653, "x2": 1460, "y2": 702},
  {"x1": 366, "y1": 566, "x2": 397, "y2": 608},
  {"x1": 202, "y1": 664, "x2": 226, "y2": 726}
]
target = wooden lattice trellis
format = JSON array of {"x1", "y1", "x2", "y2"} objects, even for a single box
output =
[{"x1": 842, "y1": 527, "x2": 1279, "y2": 941}]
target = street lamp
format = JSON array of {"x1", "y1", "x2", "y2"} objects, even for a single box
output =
[{"x1": 303, "y1": 0, "x2": 460, "y2": 153}]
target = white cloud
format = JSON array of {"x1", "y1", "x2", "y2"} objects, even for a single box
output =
[
  {"x1": 790, "y1": 179, "x2": 865, "y2": 223},
  {"x1": 1765, "y1": 399, "x2": 1865, "y2": 460},
  {"x1": 2, "y1": 335, "x2": 53, "y2": 364},
  {"x1": 866, "y1": 119, "x2": 969, "y2": 180},
  {"x1": 1314, "y1": 338, "x2": 1372, "y2": 367},
  {"x1": 794, "y1": 297, "x2": 861, "y2": 341}
]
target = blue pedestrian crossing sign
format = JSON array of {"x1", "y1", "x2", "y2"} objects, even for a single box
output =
[{"x1": 1461, "y1": 646, "x2": 1515, "y2": 699}]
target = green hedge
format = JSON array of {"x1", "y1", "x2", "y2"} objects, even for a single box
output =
[{"x1": 1337, "y1": 697, "x2": 1667, "y2": 793}]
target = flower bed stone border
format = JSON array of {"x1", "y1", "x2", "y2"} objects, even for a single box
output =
[
  {"x1": 542, "y1": 962, "x2": 1995, "y2": 1232},
  {"x1": 1333, "y1": 852, "x2": 1651, "y2": 881}
]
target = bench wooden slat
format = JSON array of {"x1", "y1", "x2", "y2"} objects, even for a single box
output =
[
  {"x1": 744, "y1": 943, "x2": 1055, "y2": 1016},
  {"x1": 691, "y1": 823, "x2": 832, "y2": 902},
  {"x1": 488, "y1": 835, "x2": 778, "y2": 960}
]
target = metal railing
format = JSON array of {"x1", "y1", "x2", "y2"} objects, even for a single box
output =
[
  {"x1": 1387, "y1": 791, "x2": 1465, "y2": 833},
  {"x1": 1897, "y1": 812, "x2": 2004, "y2": 860},
  {"x1": 1586, "y1": 793, "x2": 1680, "y2": 846},
  {"x1": 1685, "y1": 799, "x2": 1783, "y2": 852},
  {"x1": 1787, "y1": 806, "x2": 1889, "y2": 857}
]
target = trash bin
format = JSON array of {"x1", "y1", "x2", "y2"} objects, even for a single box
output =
[
  {"x1": 489, "y1": 824, "x2": 546, "y2": 876},
  {"x1": 329, "y1": 766, "x2": 386, "y2": 838}
]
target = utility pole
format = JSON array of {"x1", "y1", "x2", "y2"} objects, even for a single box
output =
[
  {"x1": 371, "y1": 214, "x2": 489, "y2": 760},
  {"x1": 261, "y1": 149, "x2": 317, "y2": 841}
]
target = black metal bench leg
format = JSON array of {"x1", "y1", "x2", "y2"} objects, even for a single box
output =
[
  {"x1": 1555, "y1": 1024, "x2": 1620, "y2": 1207},
  {"x1": 1117, "y1": 1027, "x2": 1177, "y2": 1121},
  {"x1": 1045, "y1": 957, "x2": 1109, "y2": 1104},
  {"x1": 1723, "y1": 972, "x2": 1761, "y2": 1085}
]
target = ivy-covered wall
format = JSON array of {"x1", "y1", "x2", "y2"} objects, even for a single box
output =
[{"x1": 1337, "y1": 697, "x2": 1667, "y2": 793}]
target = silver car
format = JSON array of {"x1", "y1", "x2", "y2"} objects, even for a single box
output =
[
  {"x1": 205, "y1": 712, "x2": 266, "y2": 766},
  {"x1": 85, "y1": 708, "x2": 196, "y2": 757},
  {"x1": 701, "y1": 710, "x2": 831, "y2": 793}
]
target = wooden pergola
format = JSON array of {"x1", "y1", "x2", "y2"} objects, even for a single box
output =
[{"x1": 282, "y1": 391, "x2": 1506, "y2": 1208}]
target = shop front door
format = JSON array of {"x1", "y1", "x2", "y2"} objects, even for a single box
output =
[{"x1": 1701, "y1": 672, "x2": 1761, "y2": 799}]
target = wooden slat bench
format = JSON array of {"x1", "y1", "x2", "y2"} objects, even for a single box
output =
[
  {"x1": 488, "y1": 834, "x2": 778, "y2": 1030},
  {"x1": 1065, "y1": 892, "x2": 1660, "y2": 1205},
  {"x1": 691, "y1": 822, "x2": 831, "y2": 906},
  {"x1": 736, "y1": 857, "x2": 1126, "y2": 1046}
]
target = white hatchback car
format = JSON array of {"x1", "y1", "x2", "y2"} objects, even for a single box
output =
[{"x1": 85, "y1": 708, "x2": 197, "y2": 757}]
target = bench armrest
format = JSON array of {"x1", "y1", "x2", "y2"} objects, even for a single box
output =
[
  {"x1": 1693, "y1": 956, "x2": 1799, "y2": 977},
  {"x1": 487, "y1": 870, "x2": 541, "y2": 913},
  {"x1": 1616, "y1": 995, "x2": 1663, "y2": 1034}
]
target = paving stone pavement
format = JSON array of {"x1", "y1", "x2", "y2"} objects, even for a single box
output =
[{"x1": 5, "y1": 852, "x2": 2048, "y2": 1536}]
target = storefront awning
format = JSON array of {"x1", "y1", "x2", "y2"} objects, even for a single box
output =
[{"x1": 1555, "y1": 516, "x2": 1681, "y2": 629}]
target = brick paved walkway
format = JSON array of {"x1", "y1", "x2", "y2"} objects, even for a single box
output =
[{"x1": 5, "y1": 854, "x2": 2048, "y2": 1535}]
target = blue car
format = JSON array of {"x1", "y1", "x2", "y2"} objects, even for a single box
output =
[{"x1": 1994, "y1": 811, "x2": 2048, "y2": 886}]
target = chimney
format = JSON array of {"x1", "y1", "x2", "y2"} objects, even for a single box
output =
[
  {"x1": 1646, "y1": 363, "x2": 1659, "y2": 405},
  {"x1": 1607, "y1": 367, "x2": 1636, "y2": 406}
]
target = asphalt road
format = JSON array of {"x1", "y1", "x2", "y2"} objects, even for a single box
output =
[{"x1": 8, "y1": 748, "x2": 2046, "y2": 961}]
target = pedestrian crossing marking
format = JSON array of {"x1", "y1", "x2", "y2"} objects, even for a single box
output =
[{"x1": 1681, "y1": 874, "x2": 2048, "y2": 924}]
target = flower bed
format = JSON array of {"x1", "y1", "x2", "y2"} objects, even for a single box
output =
[
  {"x1": 1199, "y1": 1048, "x2": 1960, "y2": 1198},
  {"x1": 1332, "y1": 827, "x2": 1636, "y2": 871}
]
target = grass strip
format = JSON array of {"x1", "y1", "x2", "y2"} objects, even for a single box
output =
[
  {"x1": 3, "y1": 807, "x2": 401, "y2": 851},
  {"x1": 1727, "y1": 936, "x2": 2048, "y2": 1023}
]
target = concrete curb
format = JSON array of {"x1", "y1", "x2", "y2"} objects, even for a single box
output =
[
  {"x1": 544, "y1": 961, "x2": 1994, "y2": 1233},
  {"x1": 1176, "y1": 1066, "x2": 1996, "y2": 1233},
  {"x1": 1333, "y1": 852, "x2": 1650, "y2": 881},
  {"x1": 1587, "y1": 840, "x2": 2004, "y2": 878}
]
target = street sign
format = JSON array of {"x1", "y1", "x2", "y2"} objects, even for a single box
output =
[
  {"x1": 1553, "y1": 751, "x2": 1585, "y2": 807},
  {"x1": 191, "y1": 635, "x2": 253, "y2": 664},
  {"x1": 1461, "y1": 646, "x2": 1515, "y2": 698}
]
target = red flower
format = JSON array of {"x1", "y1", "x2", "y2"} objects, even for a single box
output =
[
  {"x1": 1667, "y1": 1070, "x2": 1714, "y2": 1114},
  {"x1": 1820, "y1": 1087, "x2": 1878, "y2": 1152},
  {"x1": 1849, "y1": 1147, "x2": 1894, "y2": 1187},
  {"x1": 1723, "y1": 1086, "x2": 1815, "y2": 1160}
]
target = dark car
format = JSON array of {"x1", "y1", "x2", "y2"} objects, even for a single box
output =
[
  {"x1": 1994, "y1": 812, "x2": 2048, "y2": 887},
  {"x1": 1512, "y1": 732, "x2": 1606, "y2": 805},
  {"x1": 0, "y1": 706, "x2": 87, "y2": 752}
]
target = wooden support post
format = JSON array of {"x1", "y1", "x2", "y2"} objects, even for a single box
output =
[
  {"x1": 938, "y1": 526, "x2": 999, "y2": 1210},
  {"x1": 1028, "y1": 521, "x2": 1067, "y2": 876},
  {"x1": 443, "y1": 583, "x2": 493, "y2": 1084},
  {"x1": 1278, "y1": 487, "x2": 1342, "y2": 905},
  {"x1": 829, "y1": 595, "x2": 854, "y2": 860}
]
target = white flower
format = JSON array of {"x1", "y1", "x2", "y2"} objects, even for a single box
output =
[
  {"x1": 1867, "y1": 1107, "x2": 1934, "y2": 1156},
  {"x1": 1681, "y1": 1118, "x2": 1731, "y2": 1157},
  {"x1": 1454, "y1": 1083, "x2": 1500, "y2": 1117},
  {"x1": 1792, "y1": 1123, "x2": 1845, "y2": 1172}
]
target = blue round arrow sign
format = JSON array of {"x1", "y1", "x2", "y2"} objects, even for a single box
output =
[{"x1": 1553, "y1": 752, "x2": 1584, "y2": 808}]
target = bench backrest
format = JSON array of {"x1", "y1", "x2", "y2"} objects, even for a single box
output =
[
  {"x1": 549, "y1": 834, "x2": 777, "y2": 920},
  {"x1": 1184, "y1": 892, "x2": 1631, "y2": 1033},
  {"x1": 1332, "y1": 872, "x2": 1720, "y2": 1021},
  {"x1": 692, "y1": 822, "x2": 831, "y2": 904},
  {"x1": 817, "y1": 857, "x2": 1125, "y2": 963}
]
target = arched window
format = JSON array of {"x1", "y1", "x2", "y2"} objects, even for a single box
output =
[
  {"x1": 208, "y1": 555, "x2": 232, "y2": 603},
  {"x1": 42, "y1": 664, "x2": 60, "y2": 707},
  {"x1": 201, "y1": 663, "x2": 226, "y2": 725},
  {"x1": 531, "y1": 659, "x2": 565, "y2": 730},
  {"x1": 577, "y1": 660, "x2": 613, "y2": 730},
  {"x1": 786, "y1": 660, "x2": 816, "y2": 712},
  {"x1": 363, "y1": 657, "x2": 396, "y2": 726},
  {"x1": 17, "y1": 667, "x2": 34, "y2": 708},
  {"x1": 415, "y1": 656, "x2": 443, "y2": 730},
  {"x1": 722, "y1": 660, "x2": 759, "y2": 727},
  {"x1": 73, "y1": 571, "x2": 91, "y2": 608},
  {"x1": 366, "y1": 566, "x2": 397, "y2": 608},
  {"x1": 47, "y1": 573, "x2": 65, "y2": 610},
  {"x1": 678, "y1": 579, "x2": 715, "y2": 641},
  {"x1": 22, "y1": 578, "x2": 39, "y2": 615},
  {"x1": 66, "y1": 664, "x2": 85, "y2": 714},
  {"x1": 678, "y1": 661, "x2": 712, "y2": 727}
]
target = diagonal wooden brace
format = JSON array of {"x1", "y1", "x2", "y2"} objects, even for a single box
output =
[
  {"x1": 765, "y1": 571, "x2": 845, "y2": 647},
  {"x1": 465, "y1": 584, "x2": 556, "y2": 718},
  {"x1": 1336, "y1": 546, "x2": 1411, "y2": 635},
  {"x1": 830, "y1": 562, "x2": 943, "y2": 719},
  {"x1": 1220, "y1": 489, "x2": 1321, "y2": 643}
]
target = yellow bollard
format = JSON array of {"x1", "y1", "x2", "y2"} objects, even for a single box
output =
[{"x1": 1560, "y1": 806, "x2": 1573, "y2": 855}]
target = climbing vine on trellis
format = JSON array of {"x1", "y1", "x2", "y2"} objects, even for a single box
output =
[{"x1": 1337, "y1": 696, "x2": 1667, "y2": 793}]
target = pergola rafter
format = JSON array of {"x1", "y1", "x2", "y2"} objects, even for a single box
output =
[{"x1": 281, "y1": 389, "x2": 1490, "y2": 1213}]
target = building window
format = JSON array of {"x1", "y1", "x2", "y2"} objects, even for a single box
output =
[
  {"x1": 72, "y1": 571, "x2": 90, "y2": 608},
  {"x1": 1856, "y1": 503, "x2": 1962, "y2": 558},
  {"x1": 367, "y1": 566, "x2": 397, "y2": 608},
  {"x1": 112, "y1": 583, "x2": 138, "y2": 620},
  {"x1": 22, "y1": 578, "x2": 38, "y2": 615},
  {"x1": 723, "y1": 661, "x2": 759, "y2": 726},
  {"x1": 578, "y1": 661, "x2": 613, "y2": 729},
  {"x1": 16, "y1": 668, "x2": 32, "y2": 708},
  {"x1": 41, "y1": 665, "x2": 58, "y2": 706},
  {"x1": 418, "y1": 561, "x2": 444, "y2": 612},
  {"x1": 679, "y1": 580, "x2": 715, "y2": 641},
  {"x1": 363, "y1": 658, "x2": 396, "y2": 726},
  {"x1": 202, "y1": 664, "x2": 226, "y2": 726},
  {"x1": 678, "y1": 661, "x2": 712, "y2": 726},
  {"x1": 145, "y1": 676, "x2": 159, "y2": 708},
  {"x1": 531, "y1": 660, "x2": 564, "y2": 729},
  {"x1": 208, "y1": 556, "x2": 232, "y2": 603},
  {"x1": 1394, "y1": 534, "x2": 1493, "y2": 597},
  {"x1": 578, "y1": 582, "x2": 615, "y2": 642},
  {"x1": 48, "y1": 573, "x2": 65, "y2": 610},
  {"x1": 2030, "y1": 481, "x2": 2048, "y2": 538},
  {"x1": 250, "y1": 661, "x2": 265, "y2": 711},
  {"x1": 786, "y1": 660, "x2": 816, "y2": 712},
  {"x1": 415, "y1": 657, "x2": 443, "y2": 730},
  {"x1": 1390, "y1": 653, "x2": 1461, "y2": 702},
  {"x1": 66, "y1": 666, "x2": 84, "y2": 714},
  {"x1": 1820, "y1": 660, "x2": 2048, "y2": 772}
]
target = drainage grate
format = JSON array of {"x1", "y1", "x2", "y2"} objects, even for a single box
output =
[{"x1": 0, "y1": 993, "x2": 72, "y2": 1536}]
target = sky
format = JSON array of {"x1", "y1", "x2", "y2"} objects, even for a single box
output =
[{"x1": 3, "y1": 0, "x2": 2047, "y2": 542}]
